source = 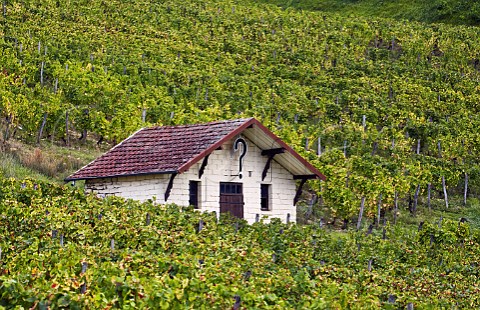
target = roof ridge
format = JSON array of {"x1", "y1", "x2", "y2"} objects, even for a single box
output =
[
  {"x1": 144, "y1": 117, "x2": 254, "y2": 130},
  {"x1": 109, "y1": 127, "x2": 146, "y2": 150}
]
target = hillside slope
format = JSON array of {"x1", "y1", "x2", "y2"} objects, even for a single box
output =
[
  {"x1": 0, "y1": 140, "x2": 102, "y2": 183},
  {"x1": 260, "y1": 0, "x2": 480, "y2": 26},
  {"x1": 1, "y1": 0, "x2": 480, "y2": 222},
  {"x1": 1, "y1": 179, "x2": 480, "y2": 308}
]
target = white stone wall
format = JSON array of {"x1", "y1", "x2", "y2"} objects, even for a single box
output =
[
  {"x1": 85, "y1": 174, "x2": 169, "y2": 202},
  {"x1": 85, "y1": 136, "x2": 297, "y2": 224}
]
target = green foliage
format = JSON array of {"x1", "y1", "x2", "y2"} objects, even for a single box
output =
[
  {"x1": 1, "y1": 179, "x2": 480, "y2": 308},
  {"x1": 1, "y1": 0, "x2": 480, "y2": 222},
  {"x1": 417, "y1": 218, "x2": 470, "y2": 247},
  {"x1": 261, "y1": 0, "x2": 480, "y2": 26}
]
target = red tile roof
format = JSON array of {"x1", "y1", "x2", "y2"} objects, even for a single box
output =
[{"x1": 65, "y1": 118, "x2": 325, "y2": 181}]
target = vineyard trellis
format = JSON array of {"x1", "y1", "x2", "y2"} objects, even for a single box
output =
[
  {"x1": 1, "y1": 0, "x2": 480, "y2": 223},
  {"x1": 0, "y1": 178, "x2": 479, "y2": 308}
]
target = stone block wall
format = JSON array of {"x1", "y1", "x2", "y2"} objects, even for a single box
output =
[{"x1": 85, "y1": 135, "x2": 297, "y2": 224}]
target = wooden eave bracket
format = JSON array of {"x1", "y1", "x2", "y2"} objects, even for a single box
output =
[
  {"x1": 198, "y1": 154, "x2": 210, "y2": 178},
  {"x1": 293, "y1": 178, "x2": 308, "y2": 206},
  {"x1": 261, "y1": 148, "x2": 285, "y2": 181},
  {"x1": 293, "y1": 174, "x2": 318, "y2": 180},
  {"x1": 164, "y1": 173, "x2": 177, "y2": 202}
]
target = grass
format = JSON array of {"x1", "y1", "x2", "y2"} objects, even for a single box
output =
[
  {"x1": 1, "y1": 139, "x2": 103, "y2": 183},
  {"x1": 0, "y1": 152, "x2": 52, "y2": 182}
]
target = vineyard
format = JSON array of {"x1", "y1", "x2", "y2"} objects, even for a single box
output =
[
  {"x1": 1, "y1": 0, "x2": 480, "y2": 223},
  {"x1": 0, "y1": 179, "x2": 479, "y2": 308},
  {"x1": 260, "y1": 0, "x2": 480, "y2": 26},
  {"x1": 2, "y1": 1, "x2": 480, "y2": 306}
]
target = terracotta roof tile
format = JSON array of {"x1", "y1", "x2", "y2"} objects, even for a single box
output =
[{"x1": 66, "y1": 118, "x2": 252, "y2": 180}]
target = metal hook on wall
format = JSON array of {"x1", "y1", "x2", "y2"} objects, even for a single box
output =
[{"x1": 233, "y1": 137, "x2": 248, "y2": 179}]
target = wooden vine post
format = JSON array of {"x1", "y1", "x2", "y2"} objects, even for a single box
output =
[
  {"x1": 376, "y1": 193, "x2": 382, "y2": 227},
  {"x1": 37, "y1": 113, "x2": 48, "y2": 145},
  {"x1": 437, "y1": 140, "x2": 448, "y2": 208},
  {"x1": 393, "y1": 191, "x2": 398, "y2": 224},
  {"x1": 413, "y1": 185, "x2": 420, "y2": 216},
  {"x1": 442, "y1": 176, "x2": 448, "y2": 209},
  {"x1": 356, "y1": 196, "x2": 365, "y2": 230},
  {"x1": 65, "y1": 111, "x2": 70, "y2": 146}
]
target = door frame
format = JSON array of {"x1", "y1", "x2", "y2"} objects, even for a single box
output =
[{"x1": 219, "y1": 182, "x2": 244, "y2": 219}]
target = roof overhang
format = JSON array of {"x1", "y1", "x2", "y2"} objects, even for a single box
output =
[
  {"x1": 178, "y1": 118, "x2": 326, "y2": 181},
  {"x1": 241, "y1": 120, "x2": 326, "y2": 181},
  {"x1": 64, "y1": 170, "x2": 178, "y2": 182}
]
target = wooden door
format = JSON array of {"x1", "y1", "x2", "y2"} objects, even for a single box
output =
[{"x1": 219, "y1": 182, "x2": 244, "y2": 219}]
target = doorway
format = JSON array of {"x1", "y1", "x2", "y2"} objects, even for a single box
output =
[{"x1": 219, "y1": 182, "x2": 244, "y2": 218}]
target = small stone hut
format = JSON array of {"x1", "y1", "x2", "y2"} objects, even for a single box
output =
[{"x1": 66, "y1": 118, "x2": 325, "y2": 223}]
